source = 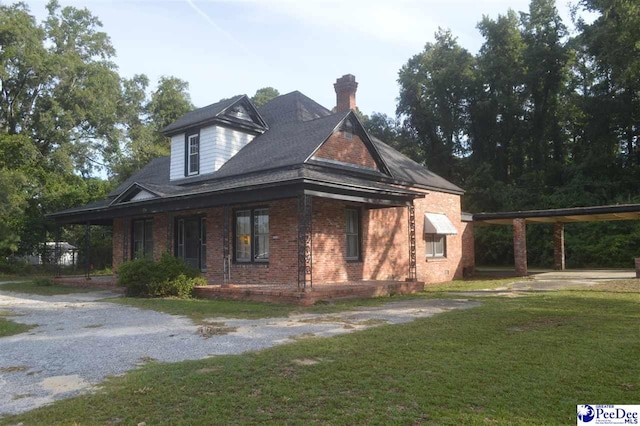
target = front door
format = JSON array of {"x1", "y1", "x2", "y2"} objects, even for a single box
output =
[{"x1": 177, "y1": 217, "x2": 206, "y2": 271}]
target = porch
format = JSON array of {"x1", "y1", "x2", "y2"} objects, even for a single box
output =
[{"x1": 193, "y1": 280, "x2": 426, "y2": 306}]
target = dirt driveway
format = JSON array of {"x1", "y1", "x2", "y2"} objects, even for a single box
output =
[{"x1": 0, "y1": 286, "x2": 478, "y2": 416}]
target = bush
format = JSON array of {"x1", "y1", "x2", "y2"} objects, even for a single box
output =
[
  {"x1": 33, "y1": 277, "x2": 53, "y2": 287},
  {"x1": 117, "y1": 253, "x2": 202, "y2": 298}
]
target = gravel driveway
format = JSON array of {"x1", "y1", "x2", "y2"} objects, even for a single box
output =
[{"x1": 0, "y1": 285, "x2": 478, "y2": 416}]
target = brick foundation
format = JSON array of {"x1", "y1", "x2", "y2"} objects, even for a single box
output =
[{"x1": 193, "y1": 281, "x2": 425, "y2": 306}]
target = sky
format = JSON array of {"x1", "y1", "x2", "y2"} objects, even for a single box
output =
[{"x1": 24, "y1": 0, "x2": 583, "y2": 118}]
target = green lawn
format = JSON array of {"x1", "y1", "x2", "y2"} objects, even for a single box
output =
[
  {"x1": 3, "y1": 280, "x2": 638, "y2": 425},
  {"x1": 109, "y1": 277, "x2": 524, "y2": 321},
  {"x1": 0, "y1": 311, "x2": 33, "y2": 337},
  {"x1": 0, "y1": 281, "x2": 94, "y2": 296}
]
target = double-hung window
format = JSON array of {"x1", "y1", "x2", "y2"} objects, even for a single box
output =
[
  {"x1": 426, "y1": 234, "x2": 446, "y2": 258},
  {"x1": 186, "y1": 133, "x2": 199, "y2": 176},
  {"x1": 132, "y1": 219, "x2": 153, "y2": 259},
  {"x1": 345, "y1": 208, "x2": 360, "y2": 260},
  {"x1": 235, "y1": 208, "x2": 269, "y2": 262}
]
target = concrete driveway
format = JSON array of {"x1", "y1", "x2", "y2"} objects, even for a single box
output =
[
  {"x1": 455, "y1": 269, "x2": 637, "y2": 297},
  {"x1": 0, "y1": 285, "x2": 478, "y2": 416}
]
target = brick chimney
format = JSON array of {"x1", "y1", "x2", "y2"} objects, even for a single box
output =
[{"x1": 334, "y1": 74, "x2": 358, "y2": 113}]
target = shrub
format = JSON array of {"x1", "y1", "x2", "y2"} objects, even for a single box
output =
[
  {"x1": 33, "y1": 277, "x2": 53, "y2": 287},
  {"x1": 117, "y1": 253, "x2": 202, "y2": 298}
]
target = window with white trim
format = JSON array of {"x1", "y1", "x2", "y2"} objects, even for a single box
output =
[
  {"x1": 187, "y1": 133, "x2": 199, "y2": 176},
  {"x1": 426, "y1": 234, "x2": 446, "y2": 258}
]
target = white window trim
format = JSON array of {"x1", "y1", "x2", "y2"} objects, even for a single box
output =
[
  {"x1": 188, "y1": 134, "x2": 199, "y2": 176},
  {"x1": 426, "y1": 234, "x2": 446, "y2": 258}
]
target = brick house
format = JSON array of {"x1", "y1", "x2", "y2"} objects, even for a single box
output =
[{"x1": 50, "y1": 75, "x2": 474, "y2": 298}]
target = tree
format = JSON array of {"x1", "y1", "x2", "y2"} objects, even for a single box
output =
[
  {"x1": 112, "y1": 76, "x2": 193, "y2": 180},
  {"x1": 397, "y1": 29, "x2": 475, "y2": 181},
  {"x1": 576, "y1": 0, "x2": 640, "y2": 168},
  {"x1": 520, "y1": 0, "x2": 571, "y2": 173},
  {"x1": 365, "y1": 112, "x2": 422, "y2": 163},
  {"x1": 251, "y1": 87, "x2": 280, "y2": 107},
  {"x1": 474, "y1": 10, "x2": 527, "y2": 181}
]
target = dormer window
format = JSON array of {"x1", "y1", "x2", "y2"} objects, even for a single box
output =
[
  {"x1": 343, "y1": 119, "x2": 353, "y2": 140},
  {"x1": 186, "y1": 133, "x2": 199, "y2": 176}
]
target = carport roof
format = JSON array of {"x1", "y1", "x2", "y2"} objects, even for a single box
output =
[{"x1": 474, "y1": 203, "x2": 640, "y2": 225}]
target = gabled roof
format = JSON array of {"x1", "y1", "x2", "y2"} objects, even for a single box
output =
[
  {"x1": 162, "y1": 95, "x2": 267, "y2": 135},
  {"x1": 109, "y1": 156, "x2": 171, "y2": 198},
  {"x1": 214, "y1": 111, "x2": 347, "y2": 179},
  {"x1": 258, "y1": 91, "x2": 331, "y2": 125},
  {"x1": 54, "y1": 88, "x2": 465, "y2": 223},
  {"x1": 370, "y1": 136, "x2": 463, "y2": 194}
]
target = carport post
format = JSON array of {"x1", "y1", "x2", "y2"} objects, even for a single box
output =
[
  {"x1": 553, "y1": 222, "x2": 565, "y2": 271},
  {"x1": 513, "y1": 218, "x2": 528, "y2": 275},
  {"x1": 85, "y1": 221, "x2": 91, "y2": 280}
]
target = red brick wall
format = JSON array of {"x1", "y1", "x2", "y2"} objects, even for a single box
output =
[
  {"x1": 110, "y1": 190, "x2": 474, "y2": 286},
  {"x1": 312, "y1": 132, "x2": 378, "y2": 169},
  {"x1": 461, "y1": 221, "x2": 475, "y2": 275},
  {"x1": 224, "y1": 199, "x2": 298, "y2": 285},
  {"x1": 414, "y1": 190, "x2": 468, "y2": 284},
  {"x1": 311, "y1": 198, "x2": 410, "y2": 283}
]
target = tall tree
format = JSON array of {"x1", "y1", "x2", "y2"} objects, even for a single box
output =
[
  {"x1": 474, "y1": 10, "x2": 527, "y2": 181},
  {"x1": 112, "y1": 76, "x2": 193, "y2": 180},
  {"x1": 520, "y1": 0, "x2": 571, "y2": 173},
  {"x1": 397, "y1": 29, "x2": 475, "y2": 180},
  {"x1": 576, "y1": 0, "x2": 640, "y2": 168}
]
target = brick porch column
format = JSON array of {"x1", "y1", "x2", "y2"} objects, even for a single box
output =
[
  {"x1": 513, "y1": 218, "x2": 527, "y2": 276},
  {"x1": 553, "y1": 222, "x2": 565, "y2": 271}
]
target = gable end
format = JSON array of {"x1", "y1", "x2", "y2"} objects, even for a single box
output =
[{"x1": 308, "y1": 113, "x2": 390, "y2": 175}]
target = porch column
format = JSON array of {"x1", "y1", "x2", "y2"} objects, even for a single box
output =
[
  {"x1": 85, "y1": 221, "x2": 91, "y2": 280},
  {"x1": 297, "y1": 194, "x2": 313, "y2": 289},
  {"x1": 223, "y1": 205, "x2": 230, "y2": 284},
  {"x1": 54, "y1": 224, "x2": 62, "y2": 277},
  {"x1": 407, "y1": 203, "x2": 417, "y2": 281},
  {"x1": 122, "y1": 217, "x2": 130, "y2": 262},
  {"x1": 553, "y1": 222, "x2": 565, "y2": 271},
  {"x1": 513, "y1": 218, "x2": 527, "y2": 276}
]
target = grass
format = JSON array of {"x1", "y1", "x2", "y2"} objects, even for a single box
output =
[
  {"x1": 0, "y1": 311, "x2": 33, "y2": 338},
  {"x1": 109, "y1": 277, "x2": 525, "y2": 322},
  {"x1": 3, "y1": 281, "x2": 637, "y2": 425},
  {"x1": 0, "y1": 280, "x2": 94, "y2": 296}
]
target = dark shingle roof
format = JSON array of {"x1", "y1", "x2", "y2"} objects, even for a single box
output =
[
  {"x1": 109, "y1": 156, "x2": 171, "y2": 197},
  {"x1": 371, "y1": 137, "x2": 463, "y2": 194},
  {"x1": 162, "y1": 95, "x2": 243, "y2": 134},
  {"x1": 214, "y1": 113, "x2": 345, "y2": 179},
  {"x1": 96, "y1": 90, "x2": 463, "y2": 210},
  {"x1": 258, "y1": 91, "x2": 331, "y2": 125}
]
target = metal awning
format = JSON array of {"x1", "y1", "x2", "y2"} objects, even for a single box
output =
[{"x1": 424, "y1": 213, "x2": 458, "y2": 235}]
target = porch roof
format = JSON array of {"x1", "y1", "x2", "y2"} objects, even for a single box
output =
[{"x1": 47, "y1": 165, "x2": 424, "y2": 225}]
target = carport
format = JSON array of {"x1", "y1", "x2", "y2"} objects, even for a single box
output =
[{"x1": 474, "y1": 204, "x2": 640, "y2": 275}]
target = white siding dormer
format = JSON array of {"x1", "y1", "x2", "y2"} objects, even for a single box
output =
[
  {"x1": 213, "y1": 126, "x2": 255, "y2": 171},
  {"x1": 170, "y1": 133, "x2": 186, "y2": 181},
  {"x1": 169, "y1": 125, "x2": 255, "y2": 181}
]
